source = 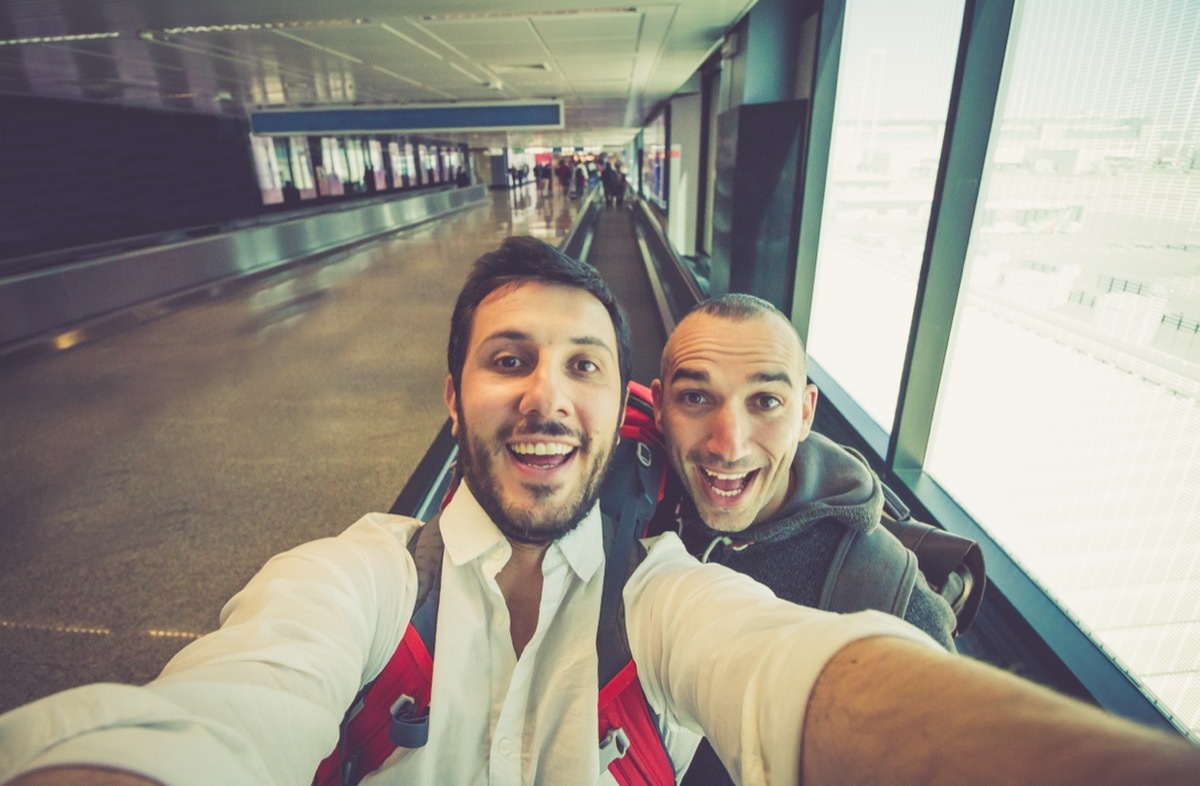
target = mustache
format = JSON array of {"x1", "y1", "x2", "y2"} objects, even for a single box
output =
[{"x1": 504, "y1": 416, "x2": 588, "y2": 446}]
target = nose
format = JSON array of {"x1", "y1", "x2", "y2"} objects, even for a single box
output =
[
  {"x1": 705, "y1": 403, "x2": 749, "y2": 463},
  {"x1": 519, "y1": 361, "x2": 572, "y2": 419}
]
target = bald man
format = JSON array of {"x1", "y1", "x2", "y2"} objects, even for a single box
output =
[{"x1": 653, "y1": 293, "x2": 956, "y2": 646}]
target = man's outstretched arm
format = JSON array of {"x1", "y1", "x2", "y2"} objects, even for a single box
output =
[
  {"x1": 803, "y1": 636, "x2": 1200, "y2": 785},
  {"x1": 9, "y1": 768, "x2": 159, "y2": 785}
]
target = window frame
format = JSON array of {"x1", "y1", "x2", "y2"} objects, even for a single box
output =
[{"x1": 794, "y1": 0, "x2": 1179, "y2": 734}]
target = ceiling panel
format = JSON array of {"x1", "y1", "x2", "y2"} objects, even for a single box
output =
[
  {"x1": 555, "y1": 55, "x2": 634, "y2": 80},
  {"x1": 570, "y1": 79, "x2": 630, "y2": 96},
  {"x1": 416, "y1": 18, "x2": 541, "y2": 46},
  {"x1": 529, "y1": 12, "x2": 642, "y2": 41},
  {"x1": 0, "y1": 0, "x2": 758, "y2": 148},
  {"x1": 541, "y1": 37, "x2": 637, "y2": 58}
]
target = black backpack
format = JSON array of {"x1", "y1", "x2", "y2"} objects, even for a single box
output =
[
  {"x1": 825, "y1": 482, "x2": 985, "y2": 636},
  {"x1": 647, "y1": 456, "x2": 986, "y2": 637}
]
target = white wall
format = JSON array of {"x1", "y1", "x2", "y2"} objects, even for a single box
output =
[{"x1": 668, "y1": 92, "x2": 702, "y2": 257}]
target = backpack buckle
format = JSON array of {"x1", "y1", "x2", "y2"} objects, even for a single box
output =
[
  {"x1": 636, "y1": 442, "x2": 653, "y2": 468},
  {"x1": 598, "y1": 726, "x2": 631, "y2": 771},
  {"x1": 389, "y1": 693, "x2": 431, "y2": 748}
]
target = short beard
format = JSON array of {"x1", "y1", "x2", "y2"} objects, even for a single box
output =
[{"x1": 455, "y1": 406, "x2": 617, "y2": 545}]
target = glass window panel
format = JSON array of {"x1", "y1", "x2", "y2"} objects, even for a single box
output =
[
  {"x1": 926, "y1": 0, "x2": 1200, "y2": 741},
  {"x1": 643, "y1": 112, "x2": 667, "y2": 209},
  {"x1": 808, "y1": 0, "x2": 965, "y2": 429},
  {"x1": 289, "y1": 137, "x2": 315, "y2": 197},
  {"x1": 249, "y1": 135, "x2": 282, "y2": 205}
]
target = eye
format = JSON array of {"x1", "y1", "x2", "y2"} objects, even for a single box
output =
[
  {"x1": 681, "y1": 391, "x2": 708, "y2": 406},
  {"x1": 494, "y1": 354, "x2": 524, "y2": 370},
  {"x1": 754, "y1": 394, "x2": 783, "y2": 411},
  {"x1": 573, "y1": 358, "x2": 599, "y2": 374}
]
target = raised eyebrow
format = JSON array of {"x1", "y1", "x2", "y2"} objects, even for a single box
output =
[
  {"x1": 478, "y1": 329, "x2": 532, "y2": 346},
  {"x1": 477, "y1": 330, "x2": 615, "y2": 359},
  {"x1": 570, "y1": 335, "x2": 617, "y2": 359},
  {"x1": 670, "y1": 367, "x2": 710, "y2": 385},
  {"x1": 751, "y1": 370, "x2": 793, "y2": 387}
]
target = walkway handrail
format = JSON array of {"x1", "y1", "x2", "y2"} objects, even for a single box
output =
[{"x1": 0, "y1": 186, "x2": 488, "y2": 359}]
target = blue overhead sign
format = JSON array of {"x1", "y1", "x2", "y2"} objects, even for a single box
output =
[{"x1": 250, "y1": 102, "x2": 563, "y2": 135}]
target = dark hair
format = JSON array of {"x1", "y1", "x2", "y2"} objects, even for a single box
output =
[{"x1": 447, "y1": 236, "x2": 632, "y2": 394}]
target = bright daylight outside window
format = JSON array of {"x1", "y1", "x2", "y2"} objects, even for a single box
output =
[
  {"x1": 807, "y1": 0, "x2": 965, "y2": 430},
  {"x1": 926, "y1": 0, "x2": 1200, "y2": 740}
]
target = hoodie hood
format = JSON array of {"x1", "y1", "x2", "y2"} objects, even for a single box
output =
[{"x1": 684, "y1": 432, "x2": 883, "y2": 546}]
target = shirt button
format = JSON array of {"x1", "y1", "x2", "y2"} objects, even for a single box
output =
[{"x1": 498, "y1": 738, "x2": 514, "y2": 756}]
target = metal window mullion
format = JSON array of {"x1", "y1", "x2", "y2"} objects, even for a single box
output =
[
  {"x1": 886, "y1": 0, "x2": 1016, "y2": 475},
  {"x1": 790, "y1": 0, "x2": 845, "y2": 347}
]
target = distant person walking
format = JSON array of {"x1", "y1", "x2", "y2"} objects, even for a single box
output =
[
  {"x1": 572, "y1": 162, "x2": 587, "y2": 199},
  {"x1": 556, "y1": 158, "x2": 573, "y2": 196},
  {"x1": 601, "y1": 162, "x2": 619, "y2": 208}
]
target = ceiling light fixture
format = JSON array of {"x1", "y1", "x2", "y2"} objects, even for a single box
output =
[
  {"x1": 379, "y1": 22, "x2": 443, "y2": 60},
  {"x1": 161, "y1": 19, "x2": 369, "y2": 35},
  {"x1": 449, "y1": 62, "x2": 484, "y2": 83},
  {"x1": 0, "y1": 31, "x2": 119, "y2": 46},
  {"x1": 489, "y1": 63, "x2": 551, "y2": 74},
  {"x1": 422, "y1": 8, "x2": 635, "y2": 21},
  {"x1": 372, "y1": 66, "x2": 423, "y2": 87},
  {"x1": 271, "y1": 29, "x2": 362, "y2": 63}
]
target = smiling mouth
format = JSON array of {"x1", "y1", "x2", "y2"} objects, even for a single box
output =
[
  {"x1": 509, "y1": 441, "x2": 577, "y2": 469},
  {"x1": 701, "y1": 467, "x2": 758, "y2": 498}
]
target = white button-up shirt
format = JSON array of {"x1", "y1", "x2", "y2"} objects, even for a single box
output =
[{"x1": 0, "y1": 485, "x2": 935, "y2": 785}]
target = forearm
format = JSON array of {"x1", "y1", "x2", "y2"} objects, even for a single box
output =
[
  {"x1": 8, "y1": 767, "x2": 161, "y2": 786},
  {"x1": 803, "y1": 636, "x2": 1200, "y2": 785}
]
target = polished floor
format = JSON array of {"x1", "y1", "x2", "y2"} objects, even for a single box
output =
[{"x1": 0, "y1": 184, "x2": 588, "y2": 713}]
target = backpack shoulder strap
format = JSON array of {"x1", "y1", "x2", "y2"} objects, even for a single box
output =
[
  {"x1": 880, "y1": 481, "x2": 986, "y2": 634},
  {"x1": 597, "y1": 380, "x2": 666, "y2": 684},
  {"x1": 596, "y1": 512, "x2": 647, "y2": 684},
  {"x1": 408, "y1": 513, "x2": 444, "y2": 621},
  {"x1": 819, "y1": 524, "x2": 918, "y2": 617},
  {"x1": 879, "y1": 512, "x2": 985, "y2": 635},
  {"x1": 595, "y1": 512, "x2": 676, "y2": 785},
  {"x1": 312, "y1": 516, "x2": 443, "y2": 786}
]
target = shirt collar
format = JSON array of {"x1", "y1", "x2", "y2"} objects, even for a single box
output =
[{"x1": 439, "y1": 482, "x2": 604, "y2": 583}]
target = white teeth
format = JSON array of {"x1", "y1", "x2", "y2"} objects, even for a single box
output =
[
  {"x1": 712, "y1": 486, "x2": 744, "y2": 497},
  {"x1": 511, "y1": 442, "x2": 574, "y2": 456},
  {"x1": 703, "y1": 469, "x2": 749, "y2": 481}
]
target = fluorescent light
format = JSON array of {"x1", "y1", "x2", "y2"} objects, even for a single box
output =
[
  {"x1": 0, "y1": 32, "x2": 119, "y2": 46},
  {"x1": 162, "y1": 19, "x2": 368, "y2": 35},
  {"x1": 379, "y1": 22, "x2": 443, "y2": 60},
  {"x1": 422, "y1": 8, "x2": 636, "y2": 21},
  {"x1": 449, "y1": 61, "x2": 486, "y2": 84}
]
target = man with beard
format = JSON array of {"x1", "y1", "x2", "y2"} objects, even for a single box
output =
[{"x1": 4, "y1": 238, "x2": 1199, "y2": 786}]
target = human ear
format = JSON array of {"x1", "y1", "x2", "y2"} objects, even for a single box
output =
[
  {"x1": 798, "y1": 384, "x2": 819, "y2": 440},
  {"x1": 444, "y1": 375, "x2": 460, "y2": 437},
  {"x1": 650, "y1": 379, "x2": 665, "y2": 431}
]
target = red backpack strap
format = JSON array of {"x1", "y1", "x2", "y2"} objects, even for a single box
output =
[
  {"x1": 313, "y1": 517, "x2": 443, "y2": 786},
  {"x1": 598, "y1": 662, "x2": 677, "y2": 785},
  {"x1": 595, "y1": 511, "x2": 676, "y2": 785}
]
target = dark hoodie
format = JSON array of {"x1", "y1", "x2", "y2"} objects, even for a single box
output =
[{"x1": 674, "y1": 432, "x2": 957, "y2": 650}]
